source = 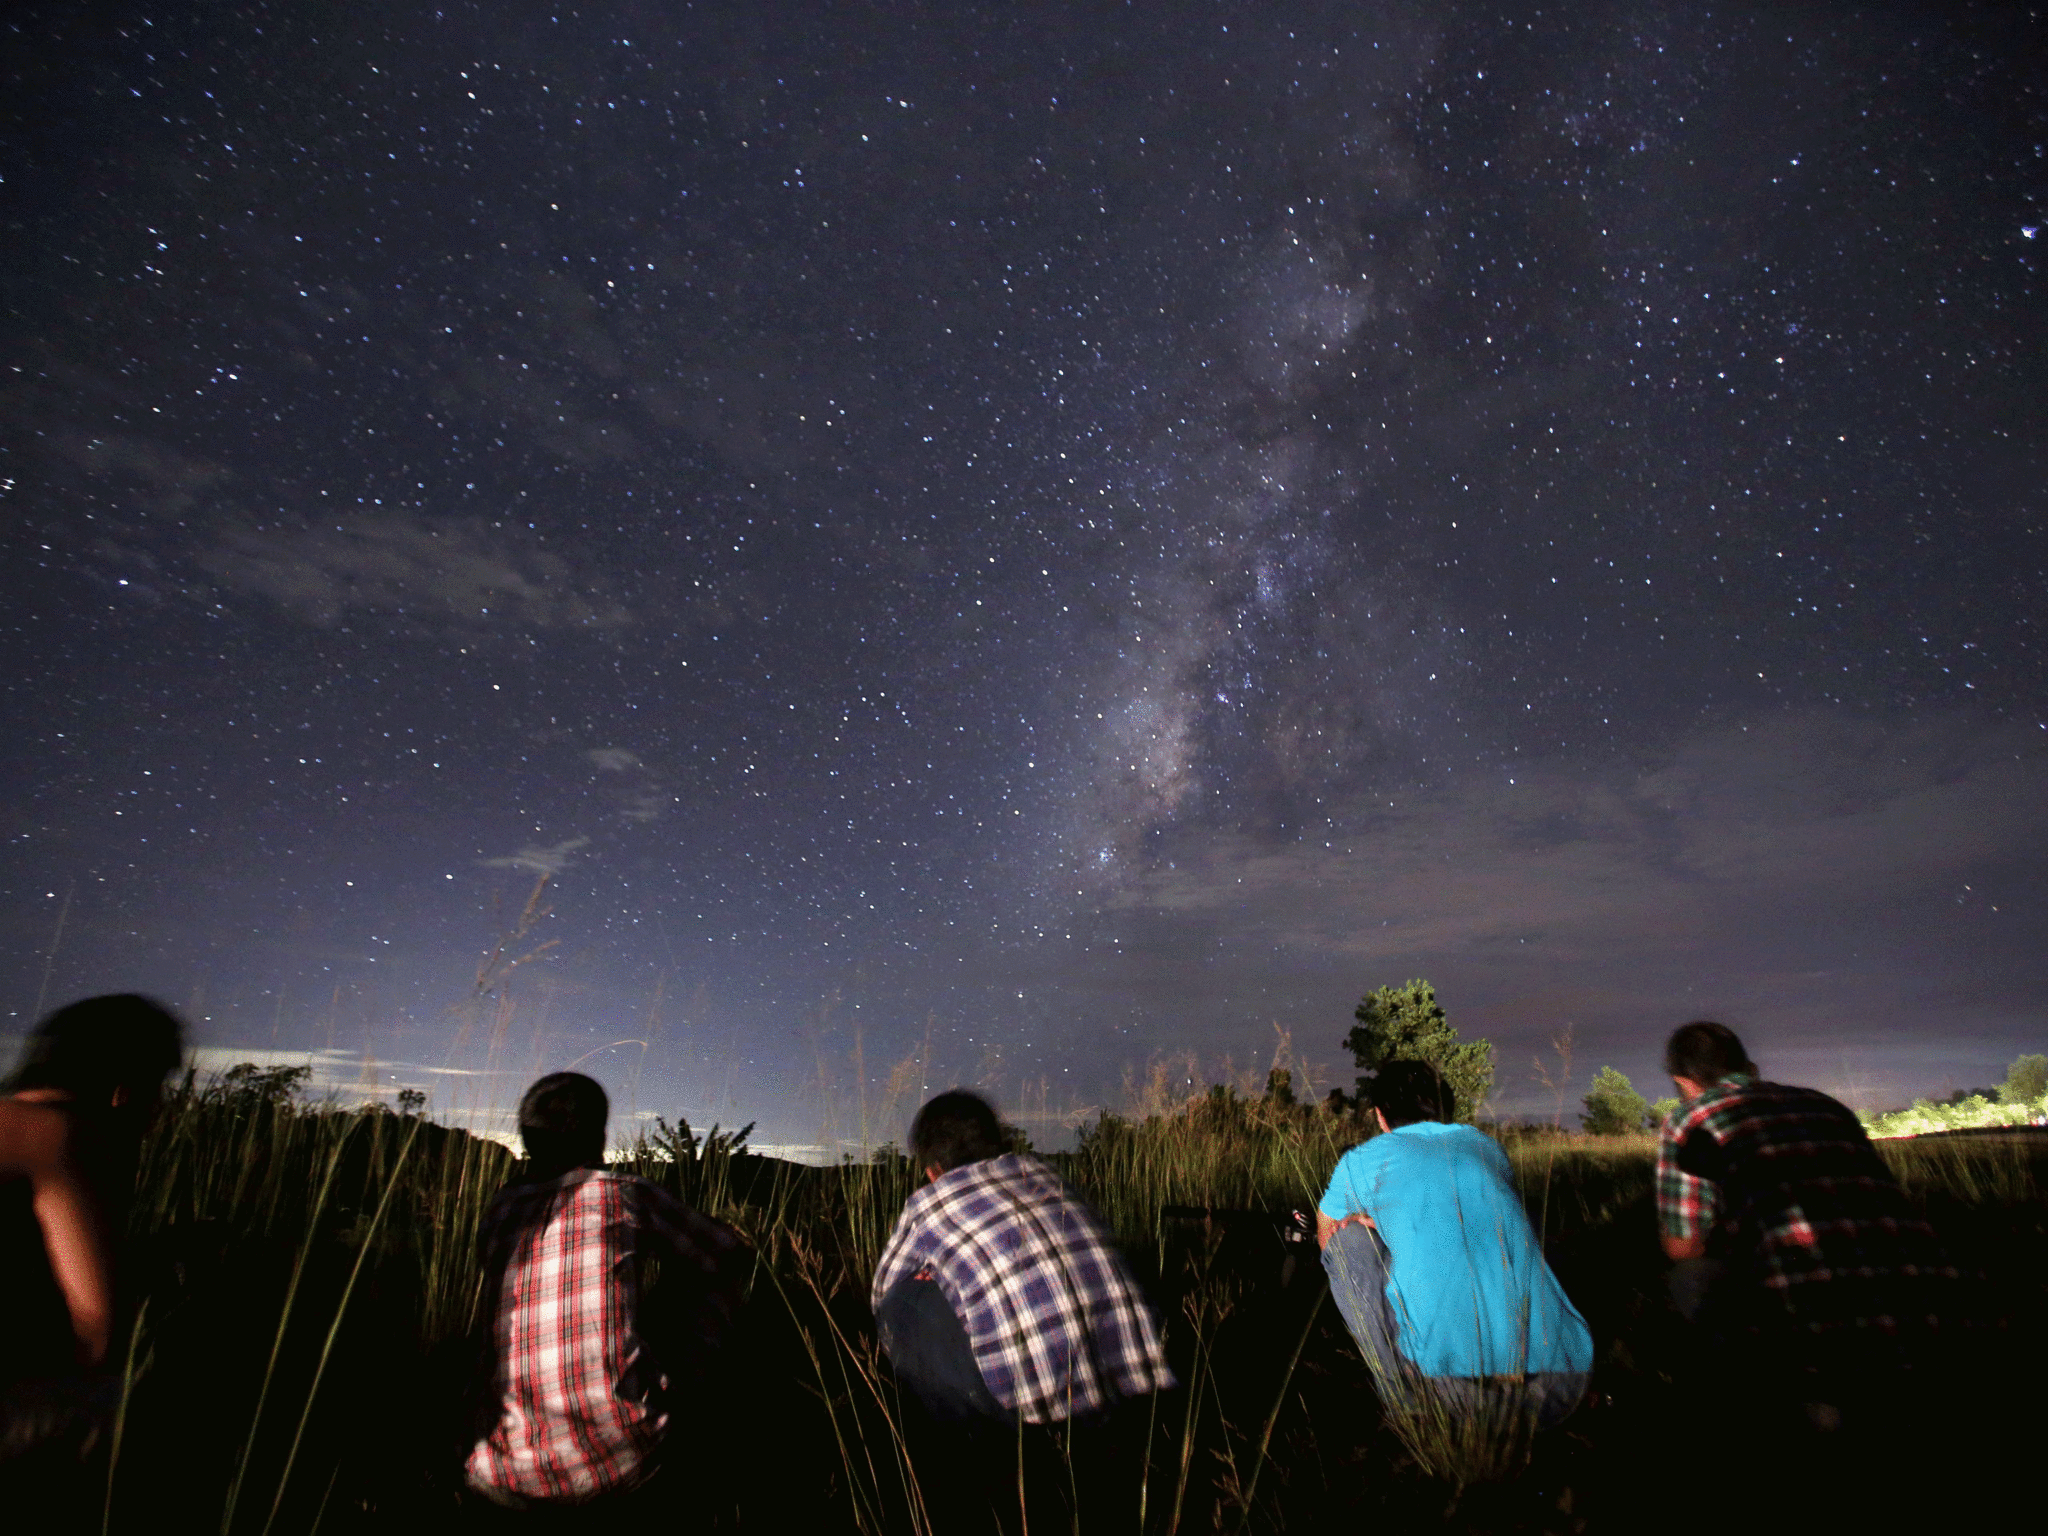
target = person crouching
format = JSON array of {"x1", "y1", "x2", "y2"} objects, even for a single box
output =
[
  {"x1": 464, "y1": 1072, "x2": 744, "y2": 1520},
  {"x1": 1317, "y1": 1060, "x2": 1592, "y2": 1430},
  {"x1": 870, "y1": 1090, "x2": 1173, "y2": 1520}
]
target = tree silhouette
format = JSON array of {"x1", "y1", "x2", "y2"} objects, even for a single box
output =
[
  {"x1": 1343, "y1": 979, "x2": 1494, "y2": 1122},
  {"x1": 1581, "y1": 1066, "x2": 1651, "y2": 1135}
]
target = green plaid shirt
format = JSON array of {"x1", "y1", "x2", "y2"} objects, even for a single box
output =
[{"x1": 1656, "y1": 1075, "x2": 1958, "y2": 1343}]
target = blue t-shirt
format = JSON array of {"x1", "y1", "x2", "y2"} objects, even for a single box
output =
[{"x1": 1319, "y1": 1122, "x2": 1592, "y2": 1379}]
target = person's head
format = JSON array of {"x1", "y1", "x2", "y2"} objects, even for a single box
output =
[
  {"x1": 1364, "y1": 1059, "x2": 1450, "y2": 1128},
  {"x1": 1663, "y1": 1021, "x2": 1756, "y2": 1096},
  {"x1": 7, "y1": 993, "x2": 185, "y2": 1111},
  {"x1": 908, "y1": 1089, "x2": 1006, "y2": 1179},
  {"x1": 517, "y1": 1071, "x2": 608, "y2": 1176}
]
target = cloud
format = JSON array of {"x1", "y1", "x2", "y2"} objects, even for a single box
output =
[
  {"x1": 181, "y1": 1047, "x2": 526, "y2": 1132},
  {"x1": 1093, "y1": 711, "x2": 2048, "y2": 1110},
  {"x1": 47, "y1": 428, "x2": 235, "y2": 516},
  {"x1": 473, "y1": 749, "x2": 667, "y2": 887},
  {"x1": 481, "y1": 835, "x2": 590, "y2": 874},
  {"x1": 585, "y1": 747, "x2": 669, "y2": 823},
  {"x1": 1125, "y1": 714, "x2": 2045, "y2": 937},
  {"x1": 195, "y1": 512, "x2": 634, "y2": 630}
]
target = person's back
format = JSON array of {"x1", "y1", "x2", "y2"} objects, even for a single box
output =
[
  {"x1": 1662, "y1": 1064, "x2": 1956, "y2": 1364},
  {"x1": 1, "y1": 995, "x2": 182, "y2": 1484},
  {"x1": 874, "y1": 1147, "x2": 1173, "y2": 1423},
  {"x1": 871, "y1": 1091, "x2": 1173, "y2": 1532},
  {"x1": 1318, "y1": 1060, "x2": 1591, "y2": 1426},
  {"x1": 1654, "y1": 1022, "x2": 1977, "y2": 1531},
  {"x1": 466, "y1": 1073, "x2": 742, "y2": 1511},
  {"x1": 0, "y1": 1100, "x2": 99, "y2": 1402},
  {"x1": 1324, "y1": 1119, "x2": 1590, "y2": 1379}
]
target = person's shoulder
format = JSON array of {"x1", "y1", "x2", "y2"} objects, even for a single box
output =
[
  {"x1": 999, "y1": 1151, "x2": 1062, "y2": 1188},
  {"x1": 620, "y1": 1169, "x2": 716, "y2": 1218},
  {"x1": 1434, "y1": 1122, "x2": 1491, "y2": 1143},
  {"x1": 930, "y1": 1153, "x2": 1070, "y2": 1218},
  {"x1": 1340, "y1": 1127, "x2": 1400, "y2": 1157},
  {"x1": 1439, "y1": 1122, "x2": 1510, "y2": 1162},
  {"x1": 1722, "y1": 1078, "x2": 1851, "y2": 1118},
  {"x1": 624, "y1": 1176, "x2": 745, "y2": 1253},
  {"x1": 1678, "y1": 1076, "x2": 1755, "y2": 1127},
  {"x1": 939, "y1": 1150, "x2": 1040, "y2": 1189},
  {"x1": 1385, "y1": 1120, "x2": 1467, "y2": 1147},
  {"x1": 481, "y1": 1167, "x2": 575, "y2": 1218},
  {"x1": 1756, "y1": 1079, "x2": 1849, "y2": 1107},
  {"x1": 1753, "y1": 1080, "x2": 1867, "y2": 1133},
  {"x1": 1329, "y1": 1137, "x2": 1373, "y2": 1168},
  {"x1": 1379, "y1": 1121, "x2": 1495, "y2": 1172},
  {"x1": 1336, "y1": 1126, "x2": 1411, "y2": 1174},
  {"x1": 0, "y1": 1093, "x2": 78, "y2": 1173},
  {"x1": 607, "y1": 1166, "x2": 683, "y2": 1211}
]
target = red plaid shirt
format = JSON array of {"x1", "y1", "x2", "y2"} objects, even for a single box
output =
[
  {"x1": 1656, "y1": 1075, "x2": 1957, "y2": 1346},
  {"x1": 465, "y1": 1168, "x2": 742, "y2": 1504}
]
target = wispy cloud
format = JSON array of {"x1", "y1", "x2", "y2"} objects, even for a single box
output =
[
  {"x1": 1123, "y1": 712, "x2": 2045, "y2": 948},
  {"x1": 585, "y1": 747, "x2": 669, "y2": 823},
  {"x1": 185, "y1": 1046, "x2": 516, "y2": 1094},
  {"x1": 1100, "y1": 711, "x2": 2048, "y2": 1111},
  {"x1": 194, "y1": 512, "x2": 634, "y2": 630},
  {"x1": 480, "y1": 835, "x2": 590, "y2": 874}
]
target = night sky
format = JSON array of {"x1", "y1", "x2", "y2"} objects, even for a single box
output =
[{"x1": 4, "y1": 3, "x2": 2043, "y2": 1150}]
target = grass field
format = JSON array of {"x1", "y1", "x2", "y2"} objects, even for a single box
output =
[{"x1": 58, "y1": 1075, "x2": 2048, "y2": 1533}]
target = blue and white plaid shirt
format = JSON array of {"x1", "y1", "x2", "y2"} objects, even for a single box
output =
[{"x1": 871, "y1": 1153, "x2": 1175, "y2": 1421}]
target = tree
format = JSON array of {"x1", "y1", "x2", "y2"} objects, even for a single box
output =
[
  {"x1": 1647, "y1": 1095, "x2": 1681, "y2": 1128},
  {"x1": 2001, "y1": 1053, "x2": 2048, "y2": 1105},
  {"x1": 1931, "y1": 1086, "x2": 1998, "y2": 1107},
  {"x1": 1581, "y1": 1066, "x2": 1651, "y2": 1135},
  {"x1": 209, "y1": 1061, "x2": 311, "y2": 1112},
  {"x1": 1343, "y1": 979, "x2": 1495, "y2": 1122}
]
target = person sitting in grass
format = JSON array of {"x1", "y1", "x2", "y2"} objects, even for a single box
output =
[
  {"x1": 1, "y1": 994, "x2": 183, "y2": 1482},
  {"x1": 871, "y1": 1089, "x2": 1175, "y2": 1428},
  {"x1": 1657, "y1": 1020, "x2": 1960, "y2": 1418},
  {"x1": 464, "y1": 1071, "x2": 745, "y2": 1519},
  {"x1": 1318, "y1": 1060, "x2": 1592, "y2": 1427}
]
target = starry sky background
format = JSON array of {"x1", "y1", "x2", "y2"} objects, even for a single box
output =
[{"x1": 3, "y1": 2, "x2": 2043, "y2": 1150}]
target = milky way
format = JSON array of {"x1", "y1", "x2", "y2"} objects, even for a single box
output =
[{"x1": 3, "y1": 3, "x2": 2043, "y2": 1146}]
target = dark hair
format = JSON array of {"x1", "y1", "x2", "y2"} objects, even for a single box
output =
[
  {"x1": 1365, "y1": 1059, "x2": 1450, "y2": 1128},
  {"x1": 908, "y1": 1089, "x2": 1006, "y2": 1174},
  {"x1": 1663, "y1": 1021, "x2": 1756, "y2": 1086},
  {"x1": 7, "y1": 993, "x2": 185, "y2": 1104},
  {"x1": 517, "y1": 1071, "x2": 608, "y2": 1174}
]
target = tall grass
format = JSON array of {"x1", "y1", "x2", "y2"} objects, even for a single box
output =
[
  {"x1": 1878, "y1": 1129, "x2": 2041, "y2": 1203},
  {"x1": 89, "y1": 1073, "x2": 2046, "y2": 1532},
  {"x1": 1067, "y1": 1084, "x2": 1353, "y2": 1239}
]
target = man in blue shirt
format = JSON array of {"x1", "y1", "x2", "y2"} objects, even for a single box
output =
[{"x1": 1318, "y1": 1061, "x2": 1591, "y2": 1426}]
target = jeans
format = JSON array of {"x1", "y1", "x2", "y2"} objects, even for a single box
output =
[
  {"x1": 874, "y1": 1274, "x2": 1007, "y2": 1422},
  {"x1": 876, "y1": 1275, "x2": 1156, "y2": 1534},
  {"x1": 1667, "y1": 1256, "x2": 1729, "y2": 1325},
  {"x1": 1321, "y1": 1222, "x2": 1587, "y2": 1429}
]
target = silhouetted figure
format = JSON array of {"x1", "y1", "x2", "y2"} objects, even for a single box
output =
[
  {"x1": 1318, "y1": 1060, "x2": 1592, "y2": 1427},
  {"x1": 871, "y1": 1090, "x2": 1173, "y2": 1525},
  {"x1": 464, "y1": 1072, "x2": 743, "y2": 1524},
  {"x1": 0, "y1": 994, "x2": 183, "y2": 1473},
  {"x1": 1657, "y1": 1022, "x2": 1958, "y2": 1418}
]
